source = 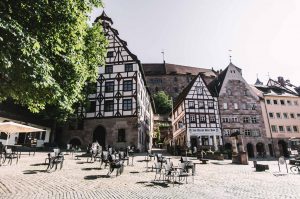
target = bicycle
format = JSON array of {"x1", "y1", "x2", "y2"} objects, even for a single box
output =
[{"x1": 290, "y1": 161, "x2": 300, "y2": 174}]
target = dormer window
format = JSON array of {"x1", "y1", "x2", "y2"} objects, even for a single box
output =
[{"x1": 196, "y1": 86, "x2": 203, "y2": 94}]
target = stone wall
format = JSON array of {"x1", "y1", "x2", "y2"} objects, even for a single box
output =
[
  {"x1": 61, "y1": 117, "x2": 141, "y2": 150},
  {"x1": 220, "y1": 79, "x2": 270, "y2": 157}
]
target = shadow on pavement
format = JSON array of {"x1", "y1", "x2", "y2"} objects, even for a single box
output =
[
  {"x1": 23, "y1": 170, "x2": 47, "y2": 174},
  {"x1": 30, "y1": 163, "x2": 48, "y2": 166},
  {"x1": 129, "y1": 171, "x2": 140, "y2": 174},
  {"x1": 136, "y1": 181, "x2": 170, "y2": 188},
  {"x1": 84, "y1": 175, "x2": 110, "y2": 180},
  {"x1": 81, "y1": 167, "x2": 102, "y2": 171}
]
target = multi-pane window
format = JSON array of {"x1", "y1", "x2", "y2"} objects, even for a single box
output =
[
  {"x1": 209, "y1": 115, "x2": 216, "y2": 123},
  {"x1": 244, "y1": 129, "x2": 251, "y2": 136},
  {"x1": 105, "y1": 65, "x2": 113, "y2": 74},
  {"x1": 273, "y1": 100, "x2": 278, "y2": 105},
  {"x1": 244, "y1": 90, "x2": 248, "y2": 96},
  {"x1": 222, "y1": 117, "x2": 230, "y2": 123},
  {"x1": 188, "y1": 101, "x2": 195, "y2": 108},
  {"x1": 283, "y1": 113, "x2": 288, "y2": 119},
  {"x1": 200, "y1": 115, "x2": 206, "y2": 123},
  {"x1": 104, "y1": 100, "x2": 114, "y2": 112},
  {"x1": 198, "y1": 101, "x2": 204, "y2": 108},
  {"x1": 223, "y1": 129, "x2": 231, "y2": 136},
  {"x1": 287, "y1": 100, "x2": 292, "y2": 105},
  {"x1": 251, "y1": 116, "x2": 257, "y2": 123},
  {"x1": 266, "y1": 99, "x2": 271, "y2": 104},
  {"x1": 107, "y1": 51, "x2": 114, "y2": 58},
  {"x1": 125, "y1": 64, "x2": 133, "y2": 72},
  {"x1": 123, "y1": 99, "x2": 132, "y2": 111},
  {"x1": 279, "y1": 126, "x2": 284, "y2": 132},
  {"x1": 87, "y1": 101, "x2": 96, "y2": 113},
  {"x1": 293, "y1": 126, "x2": 298, "y2": 132},
  {"x1": 234, "y1": 103, "x2": 238, "y2": 110},
  {"x1": 190, "y1": 114, "x2": 196, "y2": 123},
  {"x1": 196, "y1": 87, "x2": 203, "y2": 94},
  {"x1": 208, "y1": 101, "x2": 214, "y2": 109},
  {"x1": 118, "y1": 129, "x2": 126, "y2": 142},
  {"x1": 280, "y1": 100, "x2": 285, "y2": 105},
  {"x1": 231, "y1": 117, "x2": 238, "y2": 123},
  {"x1": 276, "y1": 113, "x2": 281, "y2": 118},
  {"x1": 269, "y1": 112, "x2": 274, "y2": 118},
  {"x1": 105, "y1": 81, "x2": 114, "y2": 93},
  {"x1": 290, "y1": 113, "x2": 295, "y2": 118},
  {"x1": 286, "y1": 126, "x2": 292, "y2": 132},
  {"x1": 271, "y1": 125, "x2": 277, "y2": 132},
  {"x1": 243, "y1": 117, "x2": 250, "y2": 123},
  {"x1": 252, "y1": 129, "x2": 260, "y2": 137},
  {"x1": 223, "y1": 103, "x2": 228, "y2": 109},
  {"x1": 250, "y1": 103, "x2": 256, "y2": 110},
  {"x1": 294, "y1": 101, "x2": 299, "y2": 106},
  {"x1": 123, "y1": 80, "x2": 133, "y2": 91},
  {"x1": 297, "y1": 113, "x2": 300, "y2": 118}
]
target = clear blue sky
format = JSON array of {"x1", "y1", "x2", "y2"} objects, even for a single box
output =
[{"x1": 91, "y1": 0, "x2": 300, "y2": 86}]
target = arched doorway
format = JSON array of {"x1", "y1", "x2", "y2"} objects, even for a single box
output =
[
  {"x1": 268, "y1": 144, "x2": 274, "y2": 157},
  {"x1": 247, "y1": 143, "x2": 254, "y2": 158},
  {"x1": 256, "y1": 142, "x2": 265, "y2": 158},
  {"x1": 278, "y1": 140, "x2": 289, "y2": 157},
  {"x1": 224, "y1": 143, "x2": 232, "y2": 159},
  {"x1": 69, "y1": 138, "x2": 81, "y2": 147},
  {"x1": 93, "y1": 126, "x2": 106, "y2": 147}
]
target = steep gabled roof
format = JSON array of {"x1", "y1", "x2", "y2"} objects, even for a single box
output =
[
  {"x1": 172, "y1": 73, "x2": 211, "y2": 113},
  {"x1": 94, "y1": 12, "x2": 156, "y2": 113},
  {"x1": 207, "y1": 67, "x2": 228, "y2": 97},
  {"x1": 207, "y1": 62, "x2": 243, "y2": 96}
]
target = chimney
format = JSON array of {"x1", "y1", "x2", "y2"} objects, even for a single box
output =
[{"x1": 278, "y1": 76, "x2": 285, "y2": 87}]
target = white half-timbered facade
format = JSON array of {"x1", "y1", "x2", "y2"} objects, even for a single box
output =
[
  {"x1": 172, "y1": 73, "x2": 221, "y2": 151},
  {"x1": 63, "y1": 12, "x2": 154, "y2": 152}
]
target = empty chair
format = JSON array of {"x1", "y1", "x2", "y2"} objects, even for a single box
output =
[
  {"x1": 153, "y1": 162, "x2": 162, "y2": 181},
  {"x1": 174, "y1": 162, "x2": 192, "y2": 184},
  {"x1": 2, "y1": 148, "x2": 18, "y2": 165},
  {"x1": 45, "y1": 151, "x2": 64, "y2": 172}
]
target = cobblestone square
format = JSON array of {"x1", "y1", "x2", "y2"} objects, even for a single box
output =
[{"x1": 0, "y1": 151, "x2": 299, "y2": 199}]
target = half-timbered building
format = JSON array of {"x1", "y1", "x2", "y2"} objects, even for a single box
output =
[
  {"x1": 61, "y1": 12, "x2": 154, "y2": 152},
  {"x1": 172, "y1": 73, "x2": 222, "y2": 151},
  {"x1": 208, "y1": 62, "x2": 269, "y2": 158}
]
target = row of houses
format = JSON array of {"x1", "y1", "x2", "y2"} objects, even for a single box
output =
[
  {"x1": 170, "y1": 62, "x2": 300, "y2": 158},
  {"x1": 1, "y1": 12, "x2": 299, "y2": 158}
]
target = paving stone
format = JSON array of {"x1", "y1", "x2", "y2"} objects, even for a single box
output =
[{"x1": 0, "y1": 152, "x2": 299, "y2": 199}]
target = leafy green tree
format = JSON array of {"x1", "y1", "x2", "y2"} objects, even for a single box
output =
[
  {"x1": 0, "y1": 0, "x2": 107, "y2": 121},
  {"x1": 153, "y1": 91, "x2": 172, "y2": 114}
]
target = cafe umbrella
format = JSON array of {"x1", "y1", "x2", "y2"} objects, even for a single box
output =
[{"x1": 0, "y1": 122, "x2": 44, "y2": 145}]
